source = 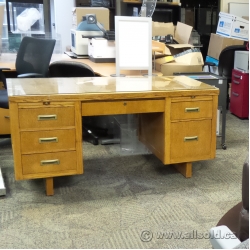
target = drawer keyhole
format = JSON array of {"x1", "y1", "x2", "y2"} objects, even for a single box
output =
[{"x1": 123, "y1": 102, "x2": 127, "y2": 106}]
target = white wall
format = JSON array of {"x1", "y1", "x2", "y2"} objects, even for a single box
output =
[
  {"x1": 52, "y1": 0, "x2": 75, "y2": 52},
  {"x1": 220, "y1": 0, "x2": 249, "y2": 13}
]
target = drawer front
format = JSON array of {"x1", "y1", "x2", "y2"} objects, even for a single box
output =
[
  {"x1": 231, "y1": 70, "x2": 249, "y2": 94},
  {"x1": 170, "y1": 120, "x2": 212, "y2": 163},
  {"x1": 20, "y1": 129, "x2": 76, "y2": 154},
  {"x1": 232, "y1": 70, "x2": 249, "y2": 82},
  {"x1": 231, "y1": 79, "x2": 244, "y2": 94},
  {"x1": 22, "y1": 151, "x2": 77, "y2": 175},
  {"x1": 82, "y1": 99, "x2": 165, "y2": 116},
  {"x1": 19, "y1": 106, "x2": 75, "y2": 129},
  {"x1": 171, "y1": 100, "x2": 213, "y2": 121},
  {"x1": 232, "y1": 70, "x2": 243, "y2": 82},
  {"x1": 231, "y1": 75, "x2": 244, "y2": 94},
  {"x1": 230, "y1": 91, "x2": 249, "y2": 118}
]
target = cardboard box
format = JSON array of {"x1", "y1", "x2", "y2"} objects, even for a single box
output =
[
  {"x1": 152, "y1": 22, "x2": 203, "y2": 76},
  {"x1": 152, "y1": 21, "x2": 193, "y2": 44},
  {"x1": 72, "y1": 7, "x2": 109, "y2": 30},
  {"x1": 207, "y1": 33, "x2": 244, "y2": 60},
  {"x1": 216, "y1": 12, "x2": 249, "y2": 41},
  {"x1": 155, "y1": 45, "x2": 204, "y2": 75},
  {"x1": 157, "y1": 62, "x2": 203, "y2": 76}
]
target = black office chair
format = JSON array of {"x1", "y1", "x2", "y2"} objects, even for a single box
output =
[
  {"x1": 0, "y1": 36, "x2": 56, "y2": 135},
  {"x1": 49, "y1": 60, "x2": 95, "y2": 77},
  {"x1": 1, "y1": 36, "x2": 56, "y2": 89},
  {"x1": 206, "y1": 44, "x2": 248, "y2": 109},
  {"x1": 49, "y1": 60, "x2": 111, "y2": 145}
]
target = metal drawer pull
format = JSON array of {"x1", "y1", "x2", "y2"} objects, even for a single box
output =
[
  {"x1": 232, "y1": 92, "x2": 239, "y2": 97},
  {"x1": 184, "y1": 136, "x2": 198, "y2": 142},
  {"x1": 233, "y1": 80, "x2": 240, "y2": 84},
  {"x1": 38, "y1": 114, "x2": 57, "y2": 121},
  {"x1": 233, "y1": 74, "x2": 241, "y2": 79},
  {"x1": 39, "y1": 137, "x2": 58, "y2": 143},
  {"x1": 40, "y1": 159, "x2": 60, "y2": 166},
  {"x1": 4, "y1": 116, "x2": 10, "y2": 119},
  {"x1": 185, "y1": 107, "x2": 200, "y2": 112}
]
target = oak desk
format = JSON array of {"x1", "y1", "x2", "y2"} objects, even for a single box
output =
[{"x1": 7, "y1": 76, "x2": 219, "y2": 195}]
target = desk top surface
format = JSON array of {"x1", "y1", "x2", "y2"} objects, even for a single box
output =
[
  {"x1": 7, "y1": 76, "x2": 219, "y2": 101},
  {"x1": 0, "y1": 53, "x2": 162, "y2": 77}
]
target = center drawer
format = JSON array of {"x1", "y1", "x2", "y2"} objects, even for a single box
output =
[
  {"x1": 20, "y1": 129, "x2": 76, "y2": 154},
  {"x1": 82, "y1": 99, "x2": 165, "y2": 116},
  {"x1": 171, "y1": 99, "x2": 213, "y2": 121}
]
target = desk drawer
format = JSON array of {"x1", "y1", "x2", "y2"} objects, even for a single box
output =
[
  {"x1": 170, "y1": 120, "x2": 212, "y2": 163},
  {"x1": 20, "y1": 129, "x2": 76, "y2": 154},
  {"x1": 19, "y1": 106, "x2": 75, "y2": 129},
  {"x1": 171, "y1": 100, "x2": 212, "y2": 121},
  {"x1": 22, "y1": 151, "x2": 77, "y2": 175},
  {"x1": 82, "y1": 99, "x2": 165, "y2": 116}
]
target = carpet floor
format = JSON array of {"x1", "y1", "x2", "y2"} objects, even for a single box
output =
[{"x1": 0, "y1": 112, "x2": 249, "y2": 249}]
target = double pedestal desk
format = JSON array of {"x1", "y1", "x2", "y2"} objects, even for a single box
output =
[{"x1": 7, "y1": 76, "x2": 219, "y2": 195}]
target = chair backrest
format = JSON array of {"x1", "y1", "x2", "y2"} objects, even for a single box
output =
[
  {"x1": 15, "y1": 36, "x2": 56, "y2": 77},
  {"x1": 218, "y1": 45, "x2": 247, "y2": 79},
  {"x1": 49, "y1": 61, "x2": 95, "y2": 77}
]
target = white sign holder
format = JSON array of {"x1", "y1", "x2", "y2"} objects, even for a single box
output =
[{"x1": 114, "y1": 16, "x2": 152, "y2": 77}]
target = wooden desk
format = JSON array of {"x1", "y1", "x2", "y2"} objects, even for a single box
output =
[
  {"x1": 0, "y1": 53, "x2": 162, "y2": 77},
  {"x1": 7, "y1": 76, "x2": 219, "y2": 195}
]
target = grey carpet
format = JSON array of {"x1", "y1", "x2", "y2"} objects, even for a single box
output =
[{"x1": 0, "y1": 112, "x2": 248, "y2": 249}]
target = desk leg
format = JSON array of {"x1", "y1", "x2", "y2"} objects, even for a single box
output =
[
  {"x1": 45, "y1": 178, "x2": 54, "y2": 196},
  {"x1": 174, "y1": 162, "x2": 192, "y2": 178}
]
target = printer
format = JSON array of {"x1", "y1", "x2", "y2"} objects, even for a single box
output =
[
  {"x1": 88, "y1": 38, "x2": 115, "y2": 63},
  {"x1": 71, "y1": 14, "x2": 105, "y2": 56},
  {"x1": 71, "y1": 29, "x2": 103, "y2": 56},
  {"x1": 71, "y1": 14, "x2": 115, "y2": 59}
]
